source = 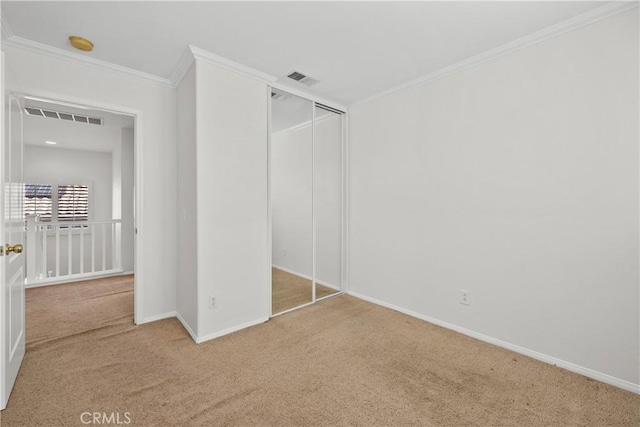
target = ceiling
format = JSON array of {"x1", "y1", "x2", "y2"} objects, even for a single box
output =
[
  {"x1": 2, "y1": 1, "x2": 610, "y2": 107},
  {"x1": 23, "y1": 98, "x2": 134, "y2": 153}
]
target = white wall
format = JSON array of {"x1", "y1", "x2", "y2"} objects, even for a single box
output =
[
  {"x1": 176, "y1": 63, "x2": 198, "y2": 336},
  {"x1": 195, "y1": 60, "x2": 269, "y2": 339},
  {"x1": 348, "y1": 10, "x2": 639, "y2": 388},
  {"x1": 271, "y1": 114, "x2": 343, "y2": 288},
  {"x1": 4, "y1": 45, "x2": 177, "y2": 322},
  {"x1": 25, "y1": 145, "x2": 112, "y2": 220}
]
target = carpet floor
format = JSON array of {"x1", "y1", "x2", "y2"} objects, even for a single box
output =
[
  {"x1": 1, "y1": 276, "x2": 638, "y2": 426},
  {"x1": 272, "y1": 267, "x2": 339, "y2": 314}
]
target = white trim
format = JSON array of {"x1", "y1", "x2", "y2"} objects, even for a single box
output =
[
  {"x1": 342, "y1": 112, "x2": 349, "y2": 293},
  {"x1": 11, "y1": 91, "x2": 144, "y2": 325},
  {"x1": 1, "y1": 13, "x2": 14, "y2": 41},
  {"x1": 194, "y1": 316, "x2": 269, "y2": 344},
  {"x1": 272, "y1": 264, "x2": 340, "y2": 291},
  {"x1": 1, "y1": 36, "x2": 173, "y2": 88},
  {"x1": 133, "y1": 111, "x2": 144, "y2": 326},
  {"x1": 347, "y1": 290, "x2": 640, "y2": 395},
  {"x1": 272, "y1": 113, "x2": 337, "y2": 137},
  {"x1": 25, "y1": 269, "x2": 127, "y2": 288},
  {"x1": 141, "y1": 310, "x2": 176, "y2": 325},
  {"x1": 176, "y1": 312, "x2": 198, "y2": 342},
  {"x1": 0, "y1": 50, "x2": 6, "y2": 410},
  {"x1": 273, "y1": 119, "x2": 313, "y2": 137},
  {"x1": 179, "y1": 45, "x2": 348, "y2": 111},
  {"x1": 311, "y1": 103, "x2": 316, "y2": 303},
  {"x1": 350, "y1": 0, "x2": 640, "y2": 109},
  {"x1": 270, "y1": 81, "x2": 347, "y2": 113},
  {"x1": 267, "y1": 87, "x2": 273, "y2": 317},
  {"x1": 271, "y1": 301, "x2": 315, "y2": 318},
  {"x1": 170, "y1": 46, "x2": 196, "y2": 87},
  {"x1": 189, "y1": 45, "x2": 276, "y2": 84}
]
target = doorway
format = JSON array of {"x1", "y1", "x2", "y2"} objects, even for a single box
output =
[
  {"x1": 19, "y1": 95, "x2": 137, "y2": 342},
  {"x1": 269, "y1": 88, "x2": 346, "y2": 316},
  {"x1": 22, "y1": 98, "x2": 135, "y2": 285}
]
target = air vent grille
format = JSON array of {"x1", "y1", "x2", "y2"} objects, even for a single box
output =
[
  {"x1": 287, "y1": 71, "x2": 306, "y2": 81},
  {"x1": 24, "y1": 106, "x2": 103, "y2": 126},
  {"x1": 286, "y1": 70, "x2": 320, "y2": 86}
]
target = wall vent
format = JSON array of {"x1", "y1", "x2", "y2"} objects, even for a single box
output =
[
  {"x1": 286, "y1": 71, "x2": 320, "y2": 86},
  {"x1": 24, "y1": 106, "x2": 103, "y2": 126}
]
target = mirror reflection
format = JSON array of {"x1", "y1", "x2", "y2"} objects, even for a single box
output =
[
  {"x1": 314, "y1": 105, "x2": 342, "y2": 300},
  {"x1": 271, "y1": 89, "x2": 313, "y2": 315}
]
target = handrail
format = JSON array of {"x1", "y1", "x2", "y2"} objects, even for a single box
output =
[{"x1": 34, "y1": 219, "x2": 122, "y2": 226}]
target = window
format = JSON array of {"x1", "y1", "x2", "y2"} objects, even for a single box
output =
[
  {"x1": 24, "y1": 184, "x2": 53, "y2": 221},
  {"x1": 58, "y1": 185, "x2": 89, "y2": 221},
  {"x1": 24, "y1": 183, "x2": 89, "y2": 222}
]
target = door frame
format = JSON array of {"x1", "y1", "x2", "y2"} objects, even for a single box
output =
[
  {"x1": 267, "y1": 87, "x2": 348, "y2": 317},
  {"x1": 5, "y1": 90, "x2": 145, "y2": 326}
]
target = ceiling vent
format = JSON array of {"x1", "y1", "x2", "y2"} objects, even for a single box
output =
[
  {"x1": 287, "y1": 71, "x2": 320, "y2": 86},
  {"x1": 24, "y1": 106, "x2": 103, "y2": 126}
]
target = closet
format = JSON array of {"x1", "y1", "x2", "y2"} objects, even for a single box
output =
[{"x1": 269, "y1": 88, "x2": 344, "y2": 315}]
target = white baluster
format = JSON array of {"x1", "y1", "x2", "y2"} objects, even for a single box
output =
[
  {"x1": 55, "y1": 225, "x2": 60, "y2": 277},
  {"x1": 80, "y1": 225, "x2": 84, "y2": 274},
  {"x1": 102, "y1": 223, "x2": 106, "y2": 272},
  {"x1": 91, "y1": 223, "x2": 96, "y2": 273},
  {"x1": 42, "y1": 225, "x2": 47, "y2": 279},
  {"x1": 26, "y1": 215, "x2": 37, "y2": 283},
  {"x1": 112, "y1": 222, "x2": 116, "y2": 270},
  {"x1": 68, "y1": 226, "x2": 72, "y2": 276}
]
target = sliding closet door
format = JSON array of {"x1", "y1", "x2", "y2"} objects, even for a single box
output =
[
  {"x1": 271, "y1": 90, "x2": 313, "y2": 315},
  {"x1": 314, "y1": 105, "x2": 343, "y2": 299}
]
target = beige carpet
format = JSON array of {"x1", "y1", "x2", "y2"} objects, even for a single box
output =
[
  {"x1": 1, "y1": 276, "x2": 638, "y2": 426},
  {"x1": 272, "y1": 267, "x2": 339, "y2": 314}
]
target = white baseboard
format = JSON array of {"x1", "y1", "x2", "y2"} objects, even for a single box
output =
[
  {"x1": 347, "y1": 290, "x2": 640, "y2": 395},
  {"x1": 140, "y1": 311, "x2": 176, "y2": 325},
  {"x1": 272, "y1": 264, "x2": 341, "y2": 291},
  {"x1": 176, "y1": 312, "x2": 198, "y2": 343},
  {"x1": 195, "y1": 317, "x2": 269, "y2": 344},
  {"x1": 25, "y1": 269, "x2": 132, "y2": 288}
]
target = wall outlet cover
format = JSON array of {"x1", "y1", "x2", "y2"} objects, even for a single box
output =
[{"x1": 460, "y1": 290, "x2": 471, "y2": 306}]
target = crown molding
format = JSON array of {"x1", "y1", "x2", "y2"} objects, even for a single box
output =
[
  {"x1": 350, "y1": 0, "x2": 640, "y2": 109},
  {"x1": 1, "y1": 35, "x2": 174, "y2": 88},
  {"x1": 270, "y1": 80, "x2": 347, "y2": 112},
  {"x1": 182, "y1": 44, "x2": 347, "y2": 111},
  {"x1": 273, "y1": 110, "x2": 341, "y2": 137},
  {"x1": 1, "y1": 12, "x2": 14, "y2": 41},
  {"x1": 189, "y1": 45, "x2": 277, "y2": 84},
  {"x1": 170, "y1": 46, "x2": 195, "y2": 87}
]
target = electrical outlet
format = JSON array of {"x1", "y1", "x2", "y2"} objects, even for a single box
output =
[
  {"x1": 283, "y1": 249, "x2": 287, "y2": 257},
  {"x1": 460, "y1": 290, "x2": 471, "y2": 306},
  {"x1": 209, "y1": 296, "x2": 218, "y2": 309}
]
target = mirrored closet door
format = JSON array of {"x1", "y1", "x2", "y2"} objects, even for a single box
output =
[
  {"x1": 270, "y1": 89, "x2": 314, "y2": 315},
  {"x1": 270, "y1": 89, "x2": 344, "y2": 316},
  {"x1": 313, "y1": 104, "x2": 343, "y2": 300}
]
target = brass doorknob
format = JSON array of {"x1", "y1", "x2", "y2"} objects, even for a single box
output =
[{"x1": 6, "y1": 244, "x2": 22, "y2": 254}]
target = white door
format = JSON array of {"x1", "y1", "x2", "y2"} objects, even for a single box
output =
[{"x1": 1, "y1": 93, "x2": 25, "y2": 409}]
